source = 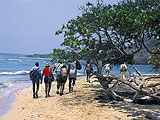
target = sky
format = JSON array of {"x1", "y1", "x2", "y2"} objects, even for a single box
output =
[{"x1": 0, "y1": 0, "x2": 119, "y2": 54}]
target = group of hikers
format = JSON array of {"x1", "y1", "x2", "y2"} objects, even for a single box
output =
[
  {"x1": 29, "y1": 60, "x2": 128, "y2": 99},
  {"x1": 29, "y1": 60, "x2": 82, "y2": 98}
]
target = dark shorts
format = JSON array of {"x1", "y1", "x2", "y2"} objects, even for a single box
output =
[
  {"x1": 106, "y1": 69, "x2": 110, "y2": 72},
  {"x1": 44, "y1": 76, "x2": 49, "y2": 83},
  {"x1": 59, "y1": 76, "x2": 67, "y2": 84},
  {"x1": 86, "y1": 69, "x2": 91, "y2": 74},
  {"x1": 69, "y1": 78, "x2": 76, "y2": 81},
  {"x1": 32, "y1": 78, "x2": 39, "y2": 84}
]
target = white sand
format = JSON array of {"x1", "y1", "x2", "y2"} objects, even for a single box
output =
[{"x1": 1, "y1": 76, "x2": 160, "y2": 120}]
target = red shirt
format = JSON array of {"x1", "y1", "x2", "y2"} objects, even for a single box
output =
[{"x1": 42, "y1": 67, "x2": 53, "y2": 76}]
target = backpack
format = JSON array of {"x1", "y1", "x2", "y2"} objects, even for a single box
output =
[
  {"x1": 48, "y1": 68, "x2": 54, "y2": 82},
  {"x1": 70, "y1": 69, "x2": 76, "y2": 77},
  {"x1": 29, "y1": 68, "x2": 39, "y2": 80},
  {"x1": 76, "y1": 60, "x2": 82, "y2": 70},
  {"x1": 86, "y1": 63, "x2": 92, "y2": 74},
  {"x1": 69, "y1": 63, "x2": 77, "y2": 78},
  {"x1": 61, "y1": 68, "x2": 67, "y2": 77}
]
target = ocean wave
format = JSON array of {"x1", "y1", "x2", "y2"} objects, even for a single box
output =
[
  {"x1": 0, "y1": 71, "x2": 84, "y2": 76},
  {"x1": 3, "y1": 82, "x2": 14, "y2": 87},
  {"x1": 0, "y1": 71, "x2": 30, "y2": 75},
  {"x1": 20, "y1": 57, "x2": 51, "y2": 60},
  {"x1": 0, "y1": 83, "x2": 8, "y2": 88},
  {"x1": 8, "y1": 59, "x2": 22, "y2": 62}
]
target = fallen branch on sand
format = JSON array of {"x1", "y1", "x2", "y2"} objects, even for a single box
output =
[{"x1": 96, "y1": 66, "x2": 160, "y2": 105}]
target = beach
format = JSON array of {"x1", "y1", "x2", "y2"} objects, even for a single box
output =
[
  {"x1": 1, "y1": 76, "x2": 160, "y2": 120},
  {"x1": 0, "y1": 53, "x2": 159, "y2": 120}
]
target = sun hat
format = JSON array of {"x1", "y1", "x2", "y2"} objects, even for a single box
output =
[{"x1": 45, "y1": 63, "x2": 50, "y2": 67}]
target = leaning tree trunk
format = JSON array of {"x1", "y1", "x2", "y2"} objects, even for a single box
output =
[
  {"x1": 96, "y1": 60, "x2": 103, "y2": 76},
  {"x1": 94, "y1": 61, "x2": 123, "y2": 101}
]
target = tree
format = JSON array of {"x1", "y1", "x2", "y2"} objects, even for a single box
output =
[
  {"x1": 52, "y1": 0, "x2": 160, "y2": 103},
  {"x1": 114, "y1": 0, "x2": 160, "y2": 55},
  {"x1": 54, "y1": 1, "x2": 133, "y2": 74},
  {"x1": 148, "y1": 44, "x2": 160, "y2": 71},
  {"x1": 53, "y1": 0, "x2": 160, "y2": 75}
]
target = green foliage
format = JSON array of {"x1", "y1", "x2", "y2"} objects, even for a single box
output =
[
  {"x1": 51, "y1": 49, "x2": 67, "y2": 63},
  {"x1": 116, "y1": 0, "x2": 160, "y2": 41},
  {"x1": 26, "y1": 54, "x2": 51, "y2": 58}
]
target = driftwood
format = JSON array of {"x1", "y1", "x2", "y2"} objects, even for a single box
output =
[
  {"x1": 145, "y1": 76, "x2": 160, "y2": 81},
  {"x1": 133, "y1": 66, "x2": 141, "y2": 76},
  {"x1": 97, "y1": 66, "x2": 160, "y2": 104},
  {"x1": 147, "y1": 83, "x2": 160, "y2": 88},
  {"x1": 117, "y1": 77, "x2": 160, "y2": 103}
]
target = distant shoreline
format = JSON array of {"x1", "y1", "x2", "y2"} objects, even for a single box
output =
[
  {"x1": 24, "y1": 53, "x2": 51, "y2": 59},
  {"x1": 0, "y1": 52, "x2": 152, "y2": 65}
]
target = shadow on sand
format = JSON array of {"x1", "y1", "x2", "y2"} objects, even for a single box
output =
[
  {"x1": 59, "y1": 78, "x2": 160, "y2": 120},
  {"x1": 92, "y1": 87, "x2": 160, "y2": 120}
]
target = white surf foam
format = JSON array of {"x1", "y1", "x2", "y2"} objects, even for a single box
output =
[
  {"x1": 0, "y1": 71, "x2": 30, "y2": 75},
  {"x1": 8, "y1": 59, "x2": 22, "y2": 62}
]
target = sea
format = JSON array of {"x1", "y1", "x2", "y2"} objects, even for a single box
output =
[{"x1": 0, "y1": 53, "x2": 159, "y2": 117}]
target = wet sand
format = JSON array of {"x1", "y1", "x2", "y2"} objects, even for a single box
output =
[
  {"x1": 1, "y1": 76, "x2": 160, "y2": 120},
  {"x1": 0, "y1": 81, "x2": 31, "y2": 117}
]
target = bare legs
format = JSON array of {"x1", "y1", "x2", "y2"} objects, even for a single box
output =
[
  {"x1": 56, "y1": 78, "x2": 60, "y2": 94},
  {"x1": 106, "y1": 71, "x2": 110, "y2": 77},
  {"x1": 69, "y1": 78, "x2": 76, "y2": 92},
  {"x1": 45, "y1": 82, "x2": 52, "y2": 98},
  {"x1": 86, "y1": 74, "x2": 90, "y2": 82},
  {"x1": 121, "y1": 71, "x2": 126, "y2": 80},
  {"x1": 60, "y1": 82, "x2": 66, "y2": 96}
]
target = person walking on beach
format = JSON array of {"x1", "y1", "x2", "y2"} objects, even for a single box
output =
[
  {"x1": 102, "y1": 63, "x2": 111, "y2": 77},
  {"x1": 42, "y1": 63, "x2": 54, "y2": 98},
  {"x1": 120, "y1": 63, "x2": 127, "y2": 80},
  {"x1": 84, "y1": 61, "x2": 93, "y2": 83},
  {"x1": 53, "y1": 61, "x2": 63, "y2": 94},
  {"x1": 68, "y1": 60, "x2": 77, "y2": 92},
  {"x1": 59, "y1": 65, "x2": 68, "y2": 96},
  {"x1": 30, "y1": 62, "x2": 42, "y2": 99}
]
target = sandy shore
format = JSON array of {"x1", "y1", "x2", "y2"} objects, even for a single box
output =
[{"x1": 1, "y1": 76, "x2": 160, "y2": 120}]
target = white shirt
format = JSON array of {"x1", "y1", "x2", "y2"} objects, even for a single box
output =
[
  {"x1": 120, "y1": 63, "x2": 127, "y2": 72},
  {"x1": 104, "y1": 64, "x2": 111, "y2": 70}
]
